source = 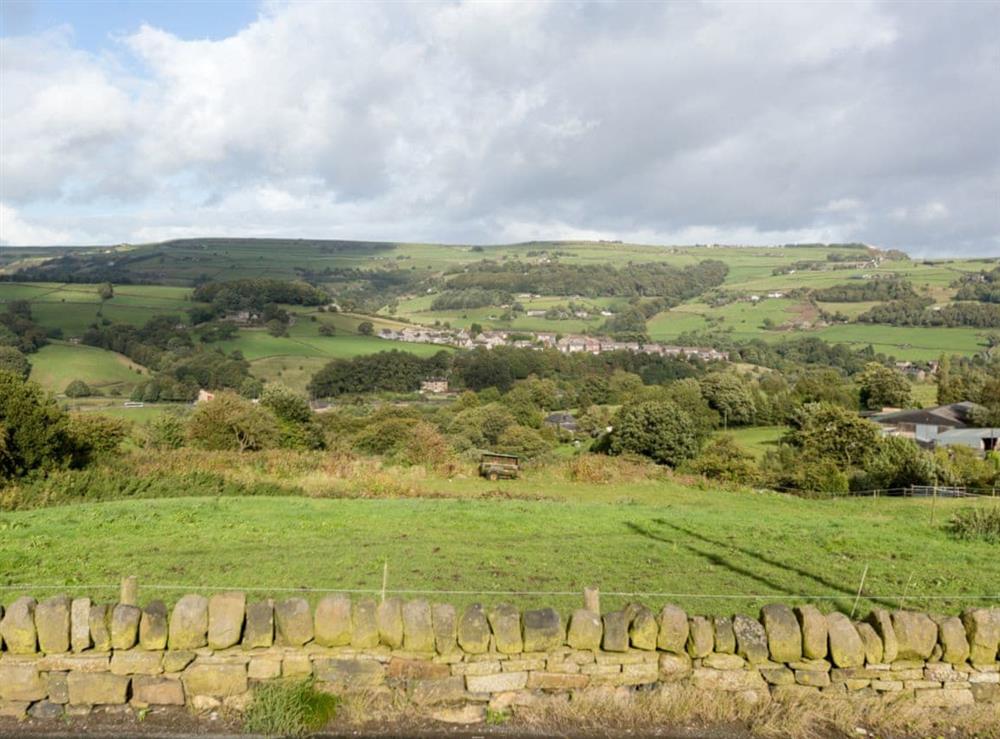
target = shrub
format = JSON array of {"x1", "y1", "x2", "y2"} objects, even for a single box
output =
[
  {"x1": 607, "y1": 400, "x2": 700, "y2": 467},
  {"x1": 144, "y1": 414, "x2": 188, "y2": 450},
  {"x1": 187, "y1": 392, "x2": 278, "y2": 452},
  {"x1": 0, "y1": 346, "x2": 30, "y2": 379},
  {"x1": 682, "y1": 436, "x2": 760, "y2": 486},
  {"x1": 357, "y1": 320, "x2": 374, "y2": 336},
  {"x1": 243, "y1": 679, "x2": 339, "y2": 737},
  {"x1": 0, "y1": 371, "x2": 73, "y2": 479},
  {"x1": 565, "y1": 454, "x2": 660, "y2": 484},
  {"x1": 496, "y1": 424, "x2": 551, "y2": 459},
  {"x1": 67, "y1": 414, "x2": 128, "y2": 466},
  {"x1": 947, "y1": 506, "x2": 1000, "y2": 543},
  {"x1": 260, "y1": 383, "x2": 313, "y2": 423},
  {"x1": 64, "y1": 379, "x2": 93, "y2": 398}
]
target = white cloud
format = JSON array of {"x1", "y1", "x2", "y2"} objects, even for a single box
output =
[
  {"x1": 0, "y1": 1, "x2": 997, "y2": 255},
  {"x1": 0, "y1": 203, "x2": 74, "y2": 245}
]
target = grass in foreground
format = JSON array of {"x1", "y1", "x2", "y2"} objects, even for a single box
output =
[
  {"x1": 243, "y1": 679, "x2": 339, "y2": 737},
  {"x1": 1, "y1": 480, "x2": 996, "y2": 616}
]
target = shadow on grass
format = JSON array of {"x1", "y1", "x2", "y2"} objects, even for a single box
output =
[{"x1": 625, "y1": 518, "x2": 893, "y2": 612}]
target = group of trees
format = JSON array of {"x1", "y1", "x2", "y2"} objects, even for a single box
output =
[
  {"x1": 954, "y1": 266, "x2": 1000, "y2": 304},
  {"x1": 812, "y1": 278, "x2": 918, "y2": 302},
  {"x1": 0, "y1": 300, "x2": 50, "y2": 353},
  {"x1": 858, "y1": 298, "x2": 1000, "y2": 328},
  {"x1": 0, "y1": 371, "x2": 127, "y2": 480},
  {"x1": 445, "y1": 259, "x2": 728, "y2": 300},
  {"x1": 430, "y1": 289, "x2": 514, "y2": 310},
  {"x1": 82, "y1": 315, "x2": 254, "y2": 402}
]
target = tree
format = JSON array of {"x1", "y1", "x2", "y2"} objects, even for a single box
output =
[
  {"x1": 98, "y1": 282, "x2": 114, "y2": 301},
  {"x1": 187, "y1": 392, "x2": 278, "y2": 452},
  {"x1": 0, "y1": 346, "x2": 31, "y2": 379},
  {"x1": 0, "y1": 371, "x2": 73, "y2": 479},
  {"x1": 784, "y1": 402, "x2": 881, "y2": 469},
  {"x1": 857, "y1": 362, "x2": 911, "y2": 411},
  {"x1": 699, "y1": 372, "x2": 757, "y2": 426},
  {"x1": 357, "y1": 321, "x2": 374, "y2": 336},
  {"x1": 607, "y1": 400, "x2": 700, "y2": 467},
  {"x1": 64, "y1": 379, "x2": 93, "y2": 398},
  {"x1": 265, "y1": 319, "x2": 288, "y2": 337},
  {"x1": 318, "y1": 324, "x2": 336, "y2": 336},
  {"x1": 469, "y1": 322, "x2": 483, "y2": 337},
  {"x1": 497, "y1": 425, "x2": 552, "y2": 459}
]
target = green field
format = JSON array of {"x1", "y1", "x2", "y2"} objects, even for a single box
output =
[
  {"x1": 720, "y1": 426, "x2": 786, "y2": 458},
  {"x1": 1, "y1": 490, "x2": 996, "y2": 617},
  {"x1": 28, "y1": 342, "x2": 147, "y2": 394}
]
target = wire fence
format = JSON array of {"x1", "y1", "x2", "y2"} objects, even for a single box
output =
[
  {"x1": 2, "y1": 582, "x2": 997, "y2": 601},
  {"x1": 769, "y1": 484, "x2": 1000, "y2": 499}
]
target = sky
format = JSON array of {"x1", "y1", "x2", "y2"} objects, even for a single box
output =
[{"x1": 0, "y1": 0, "x2": 998, "y2": 256}]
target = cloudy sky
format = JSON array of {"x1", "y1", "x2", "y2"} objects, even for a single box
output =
[{"x1": 1, "y1": 0, "x2": 998, "y2": 256}]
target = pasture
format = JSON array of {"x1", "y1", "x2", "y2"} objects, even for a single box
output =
[
  {"x1": 1, "y1": 487, "x2": 996, "y2": 617},
  {"x1": 28, "y1": 342, "x2": 147, "y2": 394}
]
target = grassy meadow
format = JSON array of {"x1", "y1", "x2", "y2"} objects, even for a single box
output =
[{"x1": 1, "y1": 481, "x2": 996, "y2": 617}]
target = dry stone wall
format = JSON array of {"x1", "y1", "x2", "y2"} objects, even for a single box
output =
[{"x1": 1, "y1": 593, "x2": 998, "y2": 723}]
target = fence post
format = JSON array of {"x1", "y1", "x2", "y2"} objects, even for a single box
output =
[
  {"x1": 381, "y1": 560, "x2": 388, "y2": 604},
  {"x1": 584, "y1": 586, "x2": 600, "y2": 613},
  {"x1": 930, "y1": 485, "x2": 938, "y2": 526},
  {"x1": 120, "y1": 576, "x2": 138, "y2": 606}
]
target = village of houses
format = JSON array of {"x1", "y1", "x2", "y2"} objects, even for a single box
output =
[{"x1": 377, "y1": 325, "x2": 730, "y2": 362}]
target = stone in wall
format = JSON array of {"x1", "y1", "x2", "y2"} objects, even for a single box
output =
[
  {"x1": 854, "y1": 621, "x2": 883, "y2": 664},
  {"x1": 275, "y1": 598, "x2": 313, "y2": 647},
  {"x1": 88, "y1": 604, "x2": 111, "y2": 652},
  {"x1": 110, "y1": 604, "x2": 140, "y2": 650},
  {"x1": 314, "y1": 595, "x2": 352, "y2": 648},
  {"x1": 243, "y1": 600, "x2": 274, "y2": 648},
  {"x1": 628, "y1": 606, "x2": 657, "y2": 651},
  {"x1": 168, "y1": 595, "x2": 208, "y2": 650},
  {"x1": 524, "y1": 608, "x2": 564, "y2": 652},
  {"x1": 864, "y1": 608, "x2": 897, "y2": 663},
  {"x1": 457, "y1": 604, "x2": 490, "y2": 653},
  {"x1": 567, "y1": 609, "x2": 601, "y2": 650},
  {"x1": 686, "y1": 616, "x2": 713, "y2": 658},
  {"x1": 891, "y1": 610, "x2": 937, "y2": 660},
  {"x1": 431, "y1": 603, "x2": 457, "y2": 654},
  {"x1": 376, "y1": 598, "x2": 404, "y2": 649},
  {"x1": 489, "y1": 604, "x2": 523, "y2": 654},
  {"x1": 656, "y1": 605, "x2": 688, "y2": 654},
  {"x1": 140, "y1": 601, "x2": 168, "y2": 651},
  {"x1": 402, "y1": 599, "x2": 435, "y2": 652},
  {"x1": 35, "y1": 596, "x2": 71, "y2": 654},
  {"x1": 733, "y1": 614, "x2": 768, "y2": 664},
  {"x1": 962, "y1": 608, "x2": 1000, "y2": 665},
  {"x1": 712, "y1": 616, "x2": 735, "y2": 655},
  {"x1": 760, "y1": 604, "x2": 801, "y2": 663},
  {"x1": 935, "y1": 616, "x2": 970, "y2": 665},
  {"x1": 826, "y1": 612, "x2": 864, "y2": 668},
  {"x1": 208, "y1": 592, "x2": 246, "y2": 649},
  {"x1": 351, "y1": 598, "x2": 379, "y2": 649},
  {"x1": 1, "y1": 597, "x2": 38, "y2": 654},
  {"x1": 602, "y1": 611, "x2": 629, "y2": 653},
  {"x1": 795, "y1": 605, "x2": 827, "y2": 660},
  {"x1": 70, "y1": 598, "x2": 91, "y2": 653}
]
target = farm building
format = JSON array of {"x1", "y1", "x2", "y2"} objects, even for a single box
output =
[
  {"x1": 420, "y1": 378, "x2": 449, "y2": 394},
  {"x1": 934, "y1": 428, "x2": 1000, "y2": 455},
  {"x1": 872, "y1": 401, "x2": 982, "y2": 445}
]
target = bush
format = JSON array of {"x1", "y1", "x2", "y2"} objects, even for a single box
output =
[
  {"x1": 243, "y1": 679, "x2": 339, "y2": 737},
  {"x1": 947, "y1": 506, "x2": 1000, "y2": 543},
  {"x1": 0, "y1": 371, "x2": 73, "y2": 479},
  {"x1": 496, "y1": 424, "x2": 551, "y2": 459},
  {"x1": 357, "y1": 321, "x2": 374, "y2": 336},
  {"x1": 0, "y1": 346, "x2": 30, "y2": 379},
  {"x1": 607, "y1": 400, "x2": 700, "y2": 467},
  {"x1": 187, "y1": 393, "x2": 278, "y2": 452},
  {"x1": 682, "y1": 436, "x2": 760, "y2": 486},
  {"x1": 144, "y1": 414, "x2": 187, "y2": 450},
  {"x1": 64, "y1": 379, "x2": 93, "y2": 398},
  {"x1": 66, "y1": 414, "x2": 128, "y2": 466}
]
